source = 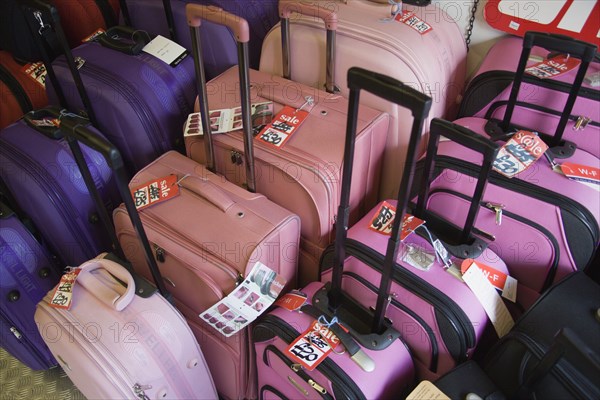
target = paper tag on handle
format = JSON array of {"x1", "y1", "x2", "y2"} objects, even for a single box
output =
[
  {"x1": 461, "y1": 260, "x2": 517, "y2": 303},
  {"x1": 560, "y1": 162, "x2": 600, "y2": 186},
  {"x1": 49, "y1": 269, "x2": 81, "y2": 310},
  {"x1": 395, "y1": 11, "x2": 433, "y2": 35},
  {"x1": 130, "y1": 175, "x2": 180, "y2": 211},
  {"x1": 256, "y1": 106, "x2": 308, "y2": 148},
  {"x1": 81, "y1": 28, "x2": 105, "y2": 43},
  {"x1": 22, "y1": 62, "x2": 47, "y2": 88},
  {"x1": 368, "y1": 202, "x2": 424, "y2": 240},
  {"x1": 525, "y1": 54, "x2": 581, "y2": 79},
  {"x1": 142, "y1": 35, "x2": 188, "y2": 67},
  {"x1": 286, "y1": 319, "x2": 341, "y2": 371},
  {"x1": 406, "y1": 381, "x2": 450, "y2": 400},
  {"x1": 275, "y1": 290, "x2": 307, "y2": 311},
  {"x1": 493, "y1": 131, "x2": 548, "y2": 178}
]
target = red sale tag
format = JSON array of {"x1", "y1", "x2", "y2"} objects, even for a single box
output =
[
  {"x1": 285, "y1": 320, "x2": 341, "y2": 371},
  {"x1": 525, "y1": 54, "x2": 581, "y2": 80},
  {"x1": 256, "y1": 106, "x2": 308, "y2": 148},
  {"x1": 130, "y1": 175, "x2": 180, "y2": 211},
  {"x1": 21, "y1": 62, "x2": 47, "y2": 88},
  {"x1": 30, "y1": 118, "x2": 60, "y2": 127},
  {"x1": 274, "y1": 290, "x2": 307, "y2": 311},
  {"x1": 395, "y1": 11, "x2": 433, "y2": 35},
  {"x1": 82, "y1": 28, "x2": 105, "y2": 43},
  {"x1": 49, "y1": 268, "x2": 81, "y2": 310},
  {"x1": 461, "y1": 259, "x2": 517, "y2": 302},
  {"x1": 560, "y1": 162, "x2": 600, "y2": 185},
  {"x1": 368, "y1": 202, "x2": 424, "y2": 240},
  {"x1": 493, "y1": 131, "x2": 548, "y2": 178}
]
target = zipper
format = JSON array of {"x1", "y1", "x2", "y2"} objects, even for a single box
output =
[
  {"x1": 264, "y1": 345, "x2": 333, "y2": 400},
  {"x1": 259, "y1": 385, "x2": 290, "y2": 400},
  {"x1": 324, "y1": 239, "x2": 474, "y2": 362},
  {"x1": 93, "y1": 0, "x2": 117, "y2": 27},
  {"x1": 0, "y1": 64, "x2": 32, "y2": 113},
  {"x1": 429, "y1": 188, "x2": 561, "y2": 291},
  {"x1": 435, "y1": 156, "x2": 599, "y2": 252},
  {"x1": 0, "y1": 141, "x2": 96, "y2": 257},
  {"x1": 340, "y1": 270, "x2": 439, "y2": 372},
  {"x1": 257, "y1": 315, "x2": 366, "y2": 400},
  {"x1": 53, "y1": 58, "x2": 165, "y2": 157},
  {"x1": 0, "y1": 309, "x2": 51, "y2": 367}
]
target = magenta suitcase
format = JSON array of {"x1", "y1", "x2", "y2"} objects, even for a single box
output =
[
  {"x1": 459, "y1": 34, "x2": 600, "y2": 159},
  {"x1": 259, "y1": 0, "x2": 467, "y2": 200},
  {"x1": 113, "y1": 6, "x2": 301, "y2": 398},
  {"x1": 185, "y1": 3, "x2": 389, "y2": 286},
  {"x1": 33, "y1": 118, "x2": 218, "y2": 400},
  {"x1": 321, "y1": 118, "x2": 510, "y2": 380},
  {"x1": 441, "y1": 32, "x2": 600, "y2": 310},
  {"x1": 253, "y1": 67, "x2": 427, "y2": 400}
]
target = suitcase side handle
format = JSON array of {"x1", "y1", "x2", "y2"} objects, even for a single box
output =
[
  {"x1": 330, "y1": 67, "x2": 432, "y2": 335},
  {"x1": 186, "y1": 4, "x2": 256, "y2": 193},
  {"x1": 279, "y1": 1, "x2": 339, "y2": 94},
  {"x1": 416, "y1": 118, "x2": 499, "y2": 244},
  {"x1": 58, "y1": 116, "x2": 172, "y2": 301},
  {"x1": 97, "y1": 26, "x2": 152, "y2": 56},
  {"x1": 178, "y1": 176, "x2": 235, "y2": 212},
  {"x1": 77, "y1": 258, "x2": 136, "y2": 311}
]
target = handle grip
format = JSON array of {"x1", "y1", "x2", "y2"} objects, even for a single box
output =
[
  {"x1": 97, "y1": 26, "x2": 152, "y2": 56},
  {"x1": 186, "y1": 4, "x2": 249, "y2": 43},
  {"x1": 279, "y1": 1, "x2": 338, "y2": 30},
  {"x1": 77, "y1": 259, "x2": 136, "y2": 311},
  {"x1": 524, "y1": 31, "x2": 597, "y2": 62},
  {"x1": 178, "y1": 176, "x2": 234, "y2": 212}
]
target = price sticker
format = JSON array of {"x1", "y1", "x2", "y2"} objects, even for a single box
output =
[
  {"x1": 82, "y1": 28, "x2": 105, "y2": 43},
  {"x1": 256, "y1": 106, "x2": 308, "y2": 149},
  {"x1": 49, "y1": 268, "x2": 81, "y2": 310},
  {"x1": 493, "y1": 131, "x2": 548, "y2": 178},
  {"x1": 130, "y1": 175, "x2": 180, "y2": 211},
  {"x1": 525, "y1": 54, "x2": 581, "y2": 80},
  {"x1": 30, "y1": 118, "x2": 60, "y2": 127},
  {"x1": 369, "y1": 201, "x2": 396, "y2": 235},
  {"x1": 395, "y1": 11, "x2": 433, "y2": 35},
  {"x1": 560, "y1": 162, "x2": 600, "y2": 186},
  {"x1": 21, "y1": 62, "x2": 47, "y2": 88},
  {"x1": 286, "y1": 319, "x2": 340, "y2": 371}
]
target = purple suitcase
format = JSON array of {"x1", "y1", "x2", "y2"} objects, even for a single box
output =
[
  {"x1": 0, "y1": 202, "x2": 60, "y2": 370},
  {"x1": 321, "y1": 118, "x2": 510, "y2": 380},
  {"x1": 253, "y1": 67, "x2": 425, "y2": 400},
  {"x1": 0, "y1": 107, "x2": 120, "y2": 267},
  {"x1": 440, "y1": 32, "x2": 600, "y2": 310},
  {"x1": 459, "y1": 34, "x2": 600, "y2": 159}
]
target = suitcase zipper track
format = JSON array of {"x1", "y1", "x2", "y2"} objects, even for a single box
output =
[
  {"x1": 339, "y1": 270, "x2": 439, "y2": 372},
  {"x1": 0, "y1": 64, "x2": 32, "y2": 113},
  {"x1": 434, "y1": 156, "x2": 599, "y2": 260},
  {"x1": 0, "y1": 309, "x2": 52, "y2": 367},
  {"x1": 323, "y1": 239, "x2": 474, "y2": 362},
  {"x1": 257, "y1": 314, "x2": 366, "y2": 400},
  {"x1": 429, "y1": 188, "x2": 561, "y2": 291},
  {"x1": 0, "y1": 141, "x2": 96, "y2": 258}
]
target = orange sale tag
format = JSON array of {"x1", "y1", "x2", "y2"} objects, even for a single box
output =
[
  {"x1": 256, "y1": 106, "x2": 308, "y2": 148},
  {"x1": 130, "y1": 175, "x2": 180, "y2": 211},
  {"x1": 275, "y1": 290, "x2": 307, "y2": 311},
  {"x1": 525, "y1": 54, "x2": 581, "y2": 80},
  {"x1": 461, "y1": 260, "x2": 517, "y2": 302},
  {"x1": 493, "y1": 131, "x2": 548, "y2": 178},
  {"x1": 560, "y1": 162, "x2": 600, "y2": 185},
  {"x1": 49, "y1": 268, "x2": 82, "y2": 310},
  {"x1": 285, "y1": 320, "x2": 341, "y2": 371}
]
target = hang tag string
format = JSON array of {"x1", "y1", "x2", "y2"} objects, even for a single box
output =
[
  {"x1": 379, "y1": 0, "x2": 403, "y2": 23},
  {"x1": 316, "y1": 315, "x2": 345, "y2": 355},
  {"x1": 415, "y1": 224, "x2": 441, "y2": 263}
]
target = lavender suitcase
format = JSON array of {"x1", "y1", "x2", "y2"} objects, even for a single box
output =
[
  {"x1": 185, "y1": 3, "x2": 389, "y2": 285},
  {"x1": 259, "y1": 0, "x2": 467, "y2": 200},
  {"x1": 20, "y1": 0, "x2": 196, "y2": 174},
  {"x1": 459, "y1": 35, "x2": 600, "y2": 158},
  {"x1": 33, "y1": 116, "x2": 218, "y2": 400},
  {"x1": 440, "y1": 33, "x2": 600, "y2": 310},
  {"x1": 0, "y1": 107, "x2": 120, "y2": 266},
  {"x1": 321, "y1": 117, "x2": 510, "y2": 380},
  {"x1": 0, "y1": 202, "x2": 59, "y2": 370},
  {"x1": 253, "y1": 67, "x2": 426, "y2": 400}
]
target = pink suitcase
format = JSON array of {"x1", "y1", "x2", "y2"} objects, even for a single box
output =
[
  {"x1": 114, "y1": 7, "x2": 301, "y2": 398},
  {"x1": 444, "y1": 32, "x2": 600, "y2": 310},
  {"x1": 259, "y1": 0, "x2": 467, "y2": 200},
  {"x1": 459, "y1": 34, "x2": 600, "y2": 158},
  {"x1": 253, "y1": 67, "x2": 426, "y2": 399},
  {"x1": 34, "y1": 118, "x2": 218, "y2": 400},
  {"x1": 322, "y1": 118, "x2": 510, "y2": 380},
  {"x1": 184, "y1": 3, "x2": 389, "y2": 285}
]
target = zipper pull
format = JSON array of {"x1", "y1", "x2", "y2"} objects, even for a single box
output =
[
  {"x1": 486, "y1": 203, "x2": 505, "y2": 226},
  {"x1": 10, "y1": 327, "x2": 22, "y2": 340},
  {"x1": 133, "y1": 383, "x2": 151, "y2": 400},
  {"x1": 574, "y1": 116, "x2": 591, "y2": 131},
  {"x1": 308, "y1": 379, "x2": 327, "y2": 395},
  {"x1": 296, "y1": 96, "x2": 314, "y2": 113},
  {"x1": 235, "y1": 273, "x2": 244, "y2": 286}
]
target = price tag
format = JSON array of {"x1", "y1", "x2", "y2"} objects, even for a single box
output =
[
  {"x1": 49, "y1": 268, "x2": 81, "y2": 310},
  {"x1": 285, "y1": 319, "x2": 341, "y2": 371},
  {"x1": 82, "y1": 28, "x2": 105, "y2": 43},
  {"x1": 525, "y1": 54, "x2": 581, "y2": 80},
  {"x1": 30, "y1": 118, "x2": 60, "y2": 127},
  {"x1": 560, "y1": 162, "x2": 600, "y2": 186},
  {"x1": 142, "y1": 35, "x2": 188, "y2": 67},
  {"x1": 274, "y1": 290, "x2": 307, "y2": 311},
  {"x1": 21, "y1": 62, "x2": 47, "y2": 88},
  {"x1": 368, "y1": 202, "x2": 424, "y2": 240},
  {"x1": 493, "y1": 131, "x2": 548, "y2": 178},
  {"x1": 130, "y1": 175, "x2": 180, "y2": 211},
  {"x1": 395, "y1": 11, "x2": 433, "y2": 35},
  {"x1": 461, "y1": 259, "x2": 517, "y2": 303},
  {"x1": 256, "y1": 106, "x2": 308, "y2": 149}
]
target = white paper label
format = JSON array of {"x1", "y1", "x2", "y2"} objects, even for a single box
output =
[
  {"x1": 463, "y1": 265, "x2": 514, "y2": 338},
  {"x1": 406, "y1": 381, "x2": 450, "y2": 400},
  {"x1": 142, "y1": 35, "x2": 188, "y2": 67}
]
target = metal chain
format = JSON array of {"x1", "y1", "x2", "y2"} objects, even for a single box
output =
[{"x1": 465, "y1": 0, "x2": 480, "y2": 52}]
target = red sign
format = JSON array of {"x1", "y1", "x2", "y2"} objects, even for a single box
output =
[
  {"x1": 484, "y1": 0, "x2": 600, "y2": 46},
  {"x1": 256, "y1": 106, "x2": 308, "y2": 149},
  {"x1": 285, "y1": 320, "x2": 340, "y2": 371},
  {"x1": 130, "y1": 175, "x2": 180, "y2": 211},
  {"x1": 560, "y1": 162, "x2": 600, "y2": 185},
  {"x1": 525, "y1": 54, "x2": 581, "y2": 79}
]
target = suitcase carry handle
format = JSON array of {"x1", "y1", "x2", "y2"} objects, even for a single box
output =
[
  {"x1": 186, "y1": 4, "x2": 256, "y2": 193},
  {"x1": 97, "y1": 25, "x2": 152, "y2": 56},
  {"x1": 279, "y1": 1, "x2": 339, "y2": 94},
  {"x1": 329, "y1": 67, "x2": 432, "y2": 335},
  {"x1": 57, "y1": 116, "x2": 172, "y2": 301},
  {"x1": 178, "y1": 176, "x2": 235, "y2": 212},
  {"x1": 22, "y1": 107, "x2": 73, "y2": 139},
  {"x1": 77, "y1": 258, "x2": 136, "y2": 312},
  {"x1": 416, "y1": 119, "x2": 500, "y2": 245},
  {"x1": 499, "y1": 31, "x2": 597, "y2": 149}
]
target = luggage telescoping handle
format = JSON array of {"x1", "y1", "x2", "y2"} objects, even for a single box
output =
[
  {"x1": 501, "y1": 31, "x2": 597, "y2": 147},
  {"x1": 279, "y1": 2, "x2": 339, "y2": 94},
  {"x1": 416, "y1": 119, "x2": 500, "y2": 244},
  {"x1": 57, "y1": 116, "x2": 172, "y2": 301},
  {"x1": 330, "y1": 67, "x2": 432, "y2": 334},
  {"x1": 19, "y1": 0, "x2": 99, "y2": 127},
  {"x1": 186, "y1": 4, "x2": 256, "y2": 193}
]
